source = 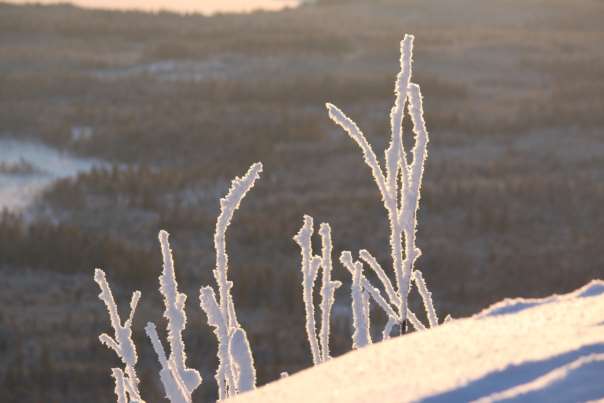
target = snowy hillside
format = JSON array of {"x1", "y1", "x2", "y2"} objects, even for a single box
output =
[{"x1": 233, "y1": 281, "x2": 604, "y2": 403}]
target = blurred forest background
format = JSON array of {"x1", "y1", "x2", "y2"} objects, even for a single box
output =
[{"x1": 0, "y1": 0, "x2": 603, "y2": 401}]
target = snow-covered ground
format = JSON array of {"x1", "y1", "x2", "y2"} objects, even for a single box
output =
[{"x1": 233, "y1": 280, "x2": 604, "y2": 403}]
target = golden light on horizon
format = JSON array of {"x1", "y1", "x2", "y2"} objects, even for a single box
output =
[{"x1": 7, "y1": 0, "x2": 300, "y2": 14}]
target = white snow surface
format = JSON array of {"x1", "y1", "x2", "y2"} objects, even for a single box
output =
[{"x1": 232, "y1": 280, "x2": 604, "y2": 403}]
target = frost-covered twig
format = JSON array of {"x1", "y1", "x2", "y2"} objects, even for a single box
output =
[
  {"x1": 327, "y1": 34, "x2": 437, "y2": 336},
  {"x1": 94, "y1": 269, "x2": 145, "y2": 403},
  {"x1": 145, "y1": 322, "x2": 191, "y2": 403},
  {"x1": 145, "y1": 230, "x2": 201, "y2": 402},
  {"x1": 229, "y1": 328, "x2": 256, "y2": 393},
  {"x1": 359, "y1": 249, "x2": 398, "y2": 308},
  {"x1": 111, "y1": 368, "x2": 128, "y2": 403},
  {"x1": 398, "y1": 83, "x2": 429, "y2": 327},
  {"x1": 293, "y1": 215, "x2": 322, "y2": 365},
  {"x1": 413, "y1": 270, "x2": 438, "y2": 328},
  {"x1": 318, "y1": 223, "x2": 342, "y2": 361},
  {"x1": 293, "y1": 216, "x2": 341, "y2": 363},
  {"x1": 199, "y1": 162, "x2": 261, "y2": 399},
  {"x1": 351, "y1": 260, "x2": 371, "y2": 349},
  {"x1": 199, "y1": 286, "x2": 231, "y2": 401}
]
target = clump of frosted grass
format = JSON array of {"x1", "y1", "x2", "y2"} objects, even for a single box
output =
[
  {"x1": 93, "y1": 34, "x2": 446, "y2": 401},
  {"x1": 96, "y1": 163, "x2": 262, "y2": 402},
  {"x1": 327, "y1": 34, "x2": 441, "y2": 343}
]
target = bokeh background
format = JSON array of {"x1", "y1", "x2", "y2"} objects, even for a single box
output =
[{"x1": 1, "y1": 0, "x2": 603, "y2": 401}]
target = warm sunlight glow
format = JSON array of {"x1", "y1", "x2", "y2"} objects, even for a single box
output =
[{"x1": 8, "y1": 0, "x2": 300, "y2": 14}]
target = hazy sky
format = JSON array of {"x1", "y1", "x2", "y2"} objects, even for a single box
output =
[{"x1": 9, "y1": 0, "x2": 300, "y2": 14}]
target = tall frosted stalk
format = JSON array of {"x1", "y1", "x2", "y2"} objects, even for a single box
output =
[
  {"x1": 327, "y1": 34, "x2": 436, "y2": 340},
  {"x1": 199, "y1": 162, "x2": 262, "y2": 398}
]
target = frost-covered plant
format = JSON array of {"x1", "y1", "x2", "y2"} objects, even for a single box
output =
[
  {"x1": 93, "y1": 34, "x2": 445, "y2": 402},
  {"x1": 350, "y1": 259, "x2": 371, "y2": 349},
  {"x1": 326, "y1": 34, "x2": 439, "y2": 343},
  {"x1": 96, "y1": 163, "x2": 261, "y2": 402},
  {"x1": 94, "y1": 269, "x2": 145, "y2": 403},
  {"x1": 293, "y1": 215, "x2": 342, "y2": 364},
  {"x1": 199, "y1": 162, "x2": 262, "y2": 399},
  {"x1": 144, "y1": 230, "x2": 201, "y2": 403}
]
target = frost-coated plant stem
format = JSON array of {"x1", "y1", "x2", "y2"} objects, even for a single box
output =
[
  {"x1": 111, "y1": 368, "x2": 127, "y2": 403},
  {"x1": 145, "y1": 322, "x2": 191, "y2": 403},
  {"x1": 318, "y1": 223, "x2": 341, "y2": 362},
  {"x1": 400, "y1": 82, "x2": 429, "y2": 328},
  {"x1": 413, "y1": 270, "x2": 438, "y2": 328},
  {"x1": 199, "y1": 162, "x2": 262, "y2": 399},
  {"x1": 94, "y1": 269, "x2": 145, "y2": 403},
  {"x1": 144, "y1": 230, "x2": 201, "y2": 402},
  {"x1": 351, "y1": 260, "x2": 371, "y2": 349},
  {"x1": 327, "y1": 34, "x2": 435, "y2": 339},
  {"x1": 293, "y1": 215, "x2": 322, "y2": 365},
  {"x1": 294, "y1": 216, "x2": 341, "y2": 364}
]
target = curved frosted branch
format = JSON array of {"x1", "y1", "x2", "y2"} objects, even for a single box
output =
[
  {"x1": 203, "y1": 162, "x2": 261, "y2": 398},
  {"x1": 326, "y1": 103, "x2": 389, "y2": 203},
  {"x1": 341, "y1": 252, "x2": 399, "y2": 321},
  {"x1": 359, "y1": 249, "x2": 398, "y2": 307},
  {"x1": 413, "y1": 269, "x2": 438, "y2": 328},
  {"x1": 406, "y1": 309, "x2": 426, "y2": 332},
  {"x1": 214, "y1": 162, "x2": 263, "y2": 323}
]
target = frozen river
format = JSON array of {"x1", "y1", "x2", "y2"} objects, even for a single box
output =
[{"x1": 0, "y1": 138, "x2": 102, "y2": 212}]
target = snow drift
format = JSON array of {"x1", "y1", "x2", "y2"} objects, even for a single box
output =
[{"x1": 232, "y1": 280, "x2": 604, "y2": 403}]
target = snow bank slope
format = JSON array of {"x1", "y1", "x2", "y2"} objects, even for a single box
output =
[{"x1": 233, "y1": 280, "x2": 604, "y2": 403}]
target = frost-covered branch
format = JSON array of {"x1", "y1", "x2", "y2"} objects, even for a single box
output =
[
  {"x1": 293, "y1": 215, "x2": 322, "y2": 365},
  {"x1": 325, "y1": 104, "x2": 389, "y2": 203},
  {"x1": 294, "y1": 216, "x2": 341, "y2": 363},
  {"x1": 413, "y1": 270, "x2": 438, "y2": 328},
  {"x1": 327, "y1": 34, "x2": 437, "y2": 336},
  {"x1": 145, "y1": 322, "x2": 191, "y2": 403},
  {"x1": 145, "y1": 230, "x2": 201, "y2": 402},
  {"x1": 318, "y1": 223, "x2": 342, "y2": 361},
  {"x1": 229, "y1": 328, "x2": 256, "y2": 394},
  {"x1": 399, "y1": 83, "x2": 429, "y2": 327},
  {"x1": 111, "y1": 368, "x2": 128, "y2": 403},
  {"x1": 199, "y1": 286, "x2": 232, "y2": 401},
  {"x1": 351, "y1": 260, "x2": 371, "y2": 349},
  {"x1": 94, "y1": 269, "x2": 145, "y2": 403},
  {"x1": 359, "y1": 249, "x2": 398, "y2": 307},
  {"x1": 200, "y1": 162, "x2": 262, "y2": 399}
]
